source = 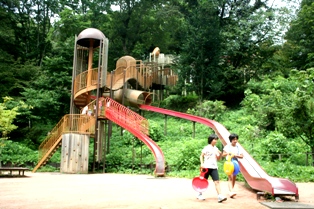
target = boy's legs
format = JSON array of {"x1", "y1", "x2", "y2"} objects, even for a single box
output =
[
  {"x1": 227, "y1": 175, "x2": 232, "y2": 191},
  {"x1": 214, "y1": 180, "x2": 222, "y2": 194},
  {"x1": 211, "y1": 169, "x2": 227, "y2": 203},
  {"x1": 228, "y1": 175, "x2": 237, "y2": 198},
  {"x1": 197, "y1": 169, "x2": 227, "y2": 202},
  {"x1": 232, "y1": 176, "x2": 236, "y2": 187}
]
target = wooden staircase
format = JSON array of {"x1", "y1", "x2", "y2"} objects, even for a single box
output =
[{"x1": 32, "y1": 115, "x2": 95, "y2": 172}]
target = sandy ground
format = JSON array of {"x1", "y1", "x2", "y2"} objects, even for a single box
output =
[{"x1": 1, "y1": 172, "x2": 314, "y2": 209}]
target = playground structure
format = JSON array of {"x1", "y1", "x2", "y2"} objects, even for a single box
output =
[
  {"x1": 32, "y1": 28, "x2": 177, "y2": 176},
  {"x1": 32, "y1": 28, "x2": 299, "y2": 199}
]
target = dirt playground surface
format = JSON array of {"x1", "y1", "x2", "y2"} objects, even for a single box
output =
[{"x1": 1, "y1": 172, "x2": 314, "y2": 209}]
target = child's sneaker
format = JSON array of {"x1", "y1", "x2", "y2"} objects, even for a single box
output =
[
  {"x1": 230, "y1": 192, "x2": 237, "y2": 198},
  {"x1": 218, "y1": 194, "x2": 227, "y2": 203},
  {"x1": 197, "y1": 193, "x2": 205, "y2": 200}
]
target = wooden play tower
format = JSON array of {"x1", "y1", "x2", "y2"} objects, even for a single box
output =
[{"x1": 32, "y1": 28, "x2": 178, "y2": 175}]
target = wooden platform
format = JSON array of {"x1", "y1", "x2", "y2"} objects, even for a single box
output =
[{"x1": 0, "y1": 167, "x2": 29, "y2": 176}]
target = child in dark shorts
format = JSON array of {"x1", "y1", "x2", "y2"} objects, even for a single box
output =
[{"x1": 198, "y1": 134, "x2": 227, "y2": 203}]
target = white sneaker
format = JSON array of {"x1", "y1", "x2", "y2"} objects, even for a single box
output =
[
  {"x1": 230, "y1": 192, "x2": 237, "y2": 198},
  {"x1": 197, "y1": 193, "x2": 205, "y2": 200},
  {"x1": 218, "y1": 195, "x2": 227, "y2": 203}
]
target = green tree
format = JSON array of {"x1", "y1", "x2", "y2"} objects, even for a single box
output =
[
  {"x1": 105, "y1": 0, "x2": 182, "y2": 68},
  {"x1": 1, "y1": 0, "x2": 58, "y2": 65},
  {"x1": 0, "y1": 97, "x2": 20, "y2": 166},
  {"x1": 0, "y1": 97, "x2": 19, "y2": 139},
  {"x1": 187, "y1": 100, "x2": 226, "y2": 121},
  {"x1": 21, "y1": 57, "x2": 72, "y2": 125},
  {"x1": 177, "y1": 0, "x2": 222, "y2": 101},
  {"x1": 0, "y1": 2, "x2": 39, "y2": 100},
  {"x1": 15, "y1": 56, "x2": 72, "y2": 147},
  {"x1": 217, "y1": 0, "x2": 287, "y2": 105},
  {"x1": 242, "y1": 69, "x2": 314, "y2": 165},
  {"x1": 283, "y1": 0, "x2": 314, "y2": 70},
  {"x1": 175, "y1": 0, "x2": 288, "y2": 105}
]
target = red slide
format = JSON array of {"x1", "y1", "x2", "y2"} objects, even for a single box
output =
[
  {"x1": 139, "y1": 105, "x2": 299, "y2": 199},
  {"x1": 104, "y1": 99, "x2": 165, "y2": 176}
]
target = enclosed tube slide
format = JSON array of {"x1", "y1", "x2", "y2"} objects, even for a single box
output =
[
  {"x1": 103, "y1": 89, "x2": 153, "y2": 108},
  {"x1": 139, "y1": 105, "x2": 299, "y2": 199}
]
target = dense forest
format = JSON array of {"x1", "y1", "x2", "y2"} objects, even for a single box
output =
[{"x1": 1, "y1": 0, "x2": 314, "y2": 181}]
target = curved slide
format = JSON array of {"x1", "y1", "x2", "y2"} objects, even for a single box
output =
[
  {"x1": 139, "y1": 105, "x2": 299, "y2": 199},
  {"x1": 104, "y1": 99, "x2": 165, "y2": 176}
]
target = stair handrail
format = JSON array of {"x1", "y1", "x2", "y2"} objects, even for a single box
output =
[{"x1": 37, "y1": 114, "x2": 95, "y2": 163}]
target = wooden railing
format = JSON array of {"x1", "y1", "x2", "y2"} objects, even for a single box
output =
[
  {"x1": 105, "y1": 61, "x2": 152, "y2": 90},
  {"x1": 73, "y1": 61, "x2": 178, "y2": 97},
  {"x1": 73, "y1": 68, "x2": 98, "y2": 96},
  {"x1": 106, "y1": 60, "x2": 178, "y2": 90},
  {"x1": 32, "y1": 114, "x2": 95, "y2": 172},
  {"x1": 38, "y1": 114, "x2": 95, "y2": 160}
]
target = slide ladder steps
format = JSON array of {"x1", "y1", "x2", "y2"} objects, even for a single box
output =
[{"x1": 32, "y1": 138, "x2": 62, "y2": 172}]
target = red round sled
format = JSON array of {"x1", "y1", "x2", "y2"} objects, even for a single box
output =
[{"x1": 192, "y1": 168, "x2": 209, "y2": 192}]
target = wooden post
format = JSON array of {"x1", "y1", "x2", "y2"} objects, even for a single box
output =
[
  {"x1": 121, "y1": 69, "x2": 126, "y2": 136},
  {"x1": 192, "y1": 121, "x2": 195, "y2": 138},
  {"x1": 103, "y1": 120, "x2": 107, "y2": 173},
  {"x1": 164, "y1": 115, "x2": 167, "y2": 136},
  {"x1": 132, "y1": 137, "x2": 135, "y2": 173},
  {"x1": 140, "y1": 143, "x2": 143, "y2": 173}
]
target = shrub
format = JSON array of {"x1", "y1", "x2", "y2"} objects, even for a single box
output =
[{"x1": 0, "y1": 140, "x2": 37, "y2": 167}]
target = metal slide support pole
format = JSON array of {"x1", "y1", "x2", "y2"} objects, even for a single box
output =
[
  {"x1": 70, "y1": 35, "x2": 77, "y2": 115},
  {"x1": 192, "y1": 121, "x2": 195, "y2": 138},
  {"x1": 103, "y1": 120, "x2": 107, "y2": 173},
  {"x1": 121, "y1": 69, "x2": 126, "y2": 136},
  {"x1": 107, "y1": 71, "x2": 114, "y2": 153},
  {"x1": 164, "y1": 115, "x2": 167, "y2": 136}
]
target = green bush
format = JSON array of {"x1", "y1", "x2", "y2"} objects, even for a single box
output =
[
  {"x1": 0, "y1": 140, "x2": 37, "y2": 167},
  {"x1": 187, "y1": 100, "x2": 227, "y2": 121},
  {"x1": 160, "y1": 137, "x2": 202, "y2": 171},
  {"x1": 148, "y1": 119, "x2": 165, "y2": 142},
  {"x1": 260, "y1": 161, "x2": 314, "y2": 182},
  {"x1": 160, "y1": 95, "x2": 198, "y2": 112}
]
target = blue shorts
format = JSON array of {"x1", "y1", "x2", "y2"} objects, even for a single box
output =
[{"x1": 203, "y1": 168, "x2": 219, "y2": 181}]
